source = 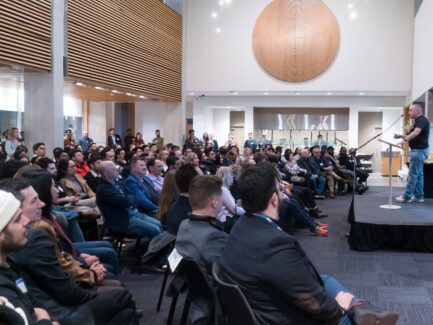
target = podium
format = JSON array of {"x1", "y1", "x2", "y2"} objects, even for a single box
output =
[{"x1": 378, "y1": 139, "x2": 402, "y2": 209}]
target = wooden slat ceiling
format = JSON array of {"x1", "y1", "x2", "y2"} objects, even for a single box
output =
[
  {"x1": 68, "y1": 0, "x2": 182, "y2": 102},
  {"x1": 0, "y1": 0, "x2": 52, "y2": 71}
]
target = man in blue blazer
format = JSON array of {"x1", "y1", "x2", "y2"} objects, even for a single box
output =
[
  {"x1": 96, "y1": 161, "x2": 162, "y2": 239},
  {"x1": 124, "y1": 157, "x2": 158, "y2": 218}
]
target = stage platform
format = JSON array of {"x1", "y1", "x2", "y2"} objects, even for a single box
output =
[{"x1": 348, "y1": 194, "x2": 433, "y2": 252}]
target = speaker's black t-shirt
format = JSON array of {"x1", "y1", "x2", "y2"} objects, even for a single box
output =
[{"x1": 409, "y1": 115, "x2": 430, "y2": 149}]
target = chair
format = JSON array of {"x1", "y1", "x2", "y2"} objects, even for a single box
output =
[
  {"x1": 212, "y1": 262, "x2": 257, "y2": 325},
  {"x1": 165, "y1": 259, "x2": 214, "y2": 325},
  {"x1": 97, "y1": 205, "x2": 144, "y2": 274}
]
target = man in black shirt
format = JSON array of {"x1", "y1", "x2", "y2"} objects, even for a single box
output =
[{"x1": 396, "y1": 104, "x2": 430, "y2": 203}]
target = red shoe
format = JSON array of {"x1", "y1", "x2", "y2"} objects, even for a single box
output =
[
  {"x1": 318, "y1": 223, "x2": 328, "y2": 228},
  {"x1": 314, "y1": 227, "x2": 328, "y2": 236}
]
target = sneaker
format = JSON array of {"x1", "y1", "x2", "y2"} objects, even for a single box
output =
[
  {"x1": 395, "y1": 195, "x2": 413, "y2": 203},
  {"x1": 414, "y1": 197, "x2": 424, "y2": 203},
  {"x1": 314, "y1": 195, "x2": 325, "y2": 200},
  {"x1": 313, "y1": 226, "x2": 328, "y2": 236},
  {"x1": 348, "y1": 302, "x2": 398, "y2": 325},
  {"x1": 318, "y1": 223, "x2": 328, "y2": 228}
]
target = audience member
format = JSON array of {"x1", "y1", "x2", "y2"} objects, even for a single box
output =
[
  {"x1": 147, "y1": 158, "x2": 164, "y2": 195},
  {"x1": 63, "y1": 129, "x2": 76, "y2": 149},
  {"x1": 124, "y1": 129, "x2": 135, "y2": 150},
  {"x1": 76, "y1": 131, "x2": 93, "y2": 154},
  {"x1": 107, "y1": 128, "x2": 122, "y2": 148},
  {"x1": 71, "y1": 150, "x2": 90, "y2": 177},
  {"x1": 153, "y1": 129, "x2": 164, "y2": 150},
  {"x1": 157, "y1": 170, "x2": 178, "y2": 225}
]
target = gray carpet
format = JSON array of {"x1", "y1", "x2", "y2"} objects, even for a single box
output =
[{"x1": 120, "y1": 186, "x2": 433, "y2": 325}]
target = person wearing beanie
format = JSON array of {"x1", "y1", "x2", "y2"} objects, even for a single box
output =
[{"x1": 0, "y1": 190, "x2": 55, "y2": 324}]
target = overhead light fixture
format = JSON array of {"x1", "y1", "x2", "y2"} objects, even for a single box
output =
[
  {"x1": 111, "y1": 90, "x2": 119, "y2": 93},
  {"x1": 139, "y1": 95, "x2": 146, "y2": 99},
  {"x1": 216, "y1": 28, "x2": 221, "y2": 33},
  {"x1": 359, "y1": 92, "x2": 365, "y2": 95},
  {"x1": 219, "y1": 0, "x2": 224, "y2": 6},
  {"x1": 327, "y1": 92, "x2": 332, "y2": 95},
  {"x1": 233, "y1": 92, "x2": 238, "y2": 95},
  {"x1": 189, "y1": 92, "x2": 195, "y2": 95},
  {"x1": 126, "y1": 93, "x2": 133, "y2": 96},
  {"x1": 94, "y1": 86, "x2": 104, "y2": 90},
  {"x1": 225, "y1": 0, "x2": 231, "y2": 4},
  {"x1": 350, "y1": 11, "x2": 357, "y2": 19},
  {"x1": 348, "y1": 3, "x2": 354, "y2": 9},
  {"x1": 211, "y1": 12, "x2": 217, "y2": 18},
  {"x1": 76, "y1": 82, "x2": 84, "y2": 86},
  {"x1": 295, "y1": 92, "x2": 301, "y2": 95},
  {"x1": 264, "y1": 92, "x2": 269, "y2": 95}
]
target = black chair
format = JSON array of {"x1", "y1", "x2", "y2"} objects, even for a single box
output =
[
  {"x1": 97, "y1": 205, "x2": 144, "y2": 274},
  {"x1": 166, "y1": 259, "x2": 214, "y2": 325},
  {"x1": 212, "y1": 262, "x2": 257, "y2": 325}
]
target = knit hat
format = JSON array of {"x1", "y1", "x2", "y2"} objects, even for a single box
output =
[{"x1": 0, "y1": 190, "x2": 20, "y2": 232}]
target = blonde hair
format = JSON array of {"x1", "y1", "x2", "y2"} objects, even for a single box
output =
[{"x1": 215, "y1": 166, "x2": 233, "y2": 188}]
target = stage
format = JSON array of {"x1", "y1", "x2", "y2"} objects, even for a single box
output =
[{"x1": 348, "y1": 192, "x2": 433, "y2": 252}]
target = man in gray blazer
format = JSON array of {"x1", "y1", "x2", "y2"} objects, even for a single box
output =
[{"x1": 175, "y1": 175, "x2": 228, "y2": 275}]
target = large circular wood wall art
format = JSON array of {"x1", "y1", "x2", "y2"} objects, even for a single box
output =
[{"x1": 252, "y1": 0, "x2": 340, "y2": 82}]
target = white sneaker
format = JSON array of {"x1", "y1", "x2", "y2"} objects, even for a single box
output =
[
  {"x1": 414, "y1": 197, "x2": 424, "y2": 203},
  {"x1": 395, "y1": 195, "x2": 413, "y2": 203}
]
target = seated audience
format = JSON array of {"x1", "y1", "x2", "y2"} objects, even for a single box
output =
[
  {"x1": 71, "y1": 150, "x2": 90, "y2": 177},
  {"x1": 219, "y1": 163, "x2": 398, "y2": 325},
  {"x1": 165, "y1": 164, "x2": 199, "y2": 235},
  {"x1": 84, "y1": 155, "x2": 102, "y2": 193},
  {"x1": 146, "y1": 158, "x2": 165, "y2": 194},
  {"x1": 157, "y1": 170, "x2": 179, "y2": 225},
  {"x1": 215, "y1": 166, "x2": 245, "y2": 223},
  {"x1": 184, "y1": 152, "x2": 204, "y2": 175},
  {"x1": 96, "y1": 161, "x2": 163, "y2": 239}
]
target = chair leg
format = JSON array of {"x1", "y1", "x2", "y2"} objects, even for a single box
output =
[
  {"x1": 180, "y1": 297, "x2": 191, "y2": 325},
  {"x1": 166, "y1": 293, "x2": 178, "y2": 325},
  {"x1": 116, "y1": 238, "x2": 124, "y2": 257},
  {"x1": 135, "y1": 236, "x2": 142, "y2": 275},
  {"x1": 156, "y1": 265, "x2": 170, "y2": 311}
]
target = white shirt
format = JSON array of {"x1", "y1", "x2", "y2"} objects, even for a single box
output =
[{"x1": 217, "y1": 186, "x2": 245, "y2": 222}]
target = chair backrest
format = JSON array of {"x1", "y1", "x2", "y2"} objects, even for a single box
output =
[
  {"x1": 177, "y1": 259, "x2": 215, "y2": 322},
  {"x1": 212, "y1": 262, "x2": 257, "y2": 325}
]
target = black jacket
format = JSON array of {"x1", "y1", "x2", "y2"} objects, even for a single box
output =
[
  {"x1": 96, "y1": 179, "x2": 133, "y2": 235},
  {"x1": 165, "y1": 195, "x2": 192, "y2": 235},
  {"x1": 107, "y1": 134, "x2": 122, "y2": 148},
  {"x1": 8, "y1": 229, "x2": 94, "y2": 324},
  {"x1": 220, "y1": 213, "x2": 342, "y2": 324}
]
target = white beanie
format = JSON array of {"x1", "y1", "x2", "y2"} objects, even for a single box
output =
[{"x1": 0, "y1": 190, "x2": 20, "y2": 232}]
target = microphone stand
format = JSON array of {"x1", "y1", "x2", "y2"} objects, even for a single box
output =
[{"x1": 347, "y1": 113, "x2": 403, "y2": 223}]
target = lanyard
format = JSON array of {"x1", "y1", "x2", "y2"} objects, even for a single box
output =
[{"x1": 253, "y1": 213, "x2": 282, "y2": 231}]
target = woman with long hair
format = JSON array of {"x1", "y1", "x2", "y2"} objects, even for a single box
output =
[
  {"x1": 5, "y1": 127, "x2": 23, "y2": 160},
  {"x1": 184, "y1": 152, "x2": 204, "y2": 175},
  {"x1": 157, "y1": 170, "x2": 179, "y2": 225},
  {"x1": 134, "y1": 132, "x2": 145, "y2": 147},
  {"x1": 215, "y1": 166, "x2": 245, "y2": 223}
]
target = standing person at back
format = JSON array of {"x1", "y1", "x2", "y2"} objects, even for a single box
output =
[
  {"x1": 153, "y1": 129, "x2": 164, "y2": 150},
  {"x1": 396, "y1": 104, "x2": 430, "y2": 203}
]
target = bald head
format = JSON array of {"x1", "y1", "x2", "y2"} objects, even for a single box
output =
[
  {"x1": 99, "y1": 161, "x2": 118, "y2": 181},
  {"x1": 301, "y1": 149, "x2": 309, "y2": 158}
]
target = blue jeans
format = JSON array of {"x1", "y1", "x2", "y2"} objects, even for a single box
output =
[
  {"x1": 310, "y1": 175, "x2": 326, "y2": 195},
  {"x1": 286, "y1": 198, "x2": 317, "y2": 232},
  {"x1": 404, "y1": 148, "x2": 429, "y2": 200},
  {"x1": 320, "y1": 275, "x2": 363, "y2": 325},
  {"x1": 127, "y1": 213, "x2": 162, "y2": 239},
  {"x1": 75, "y1": 240, "x2": 118, "y2": 274}
]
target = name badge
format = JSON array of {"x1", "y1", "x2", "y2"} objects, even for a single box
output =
[
  {"x1": 15, "y1": 278, "x2": 28, "y2": 294},
  {"x1": 168, "y1": 248, "x2": 183, "y2": 272}
]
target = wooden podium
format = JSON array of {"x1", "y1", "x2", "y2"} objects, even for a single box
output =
[
  {"x1": 378, "y1": 139, "x2": 402, "y2": 209},
  {"x1": 381, "y1": 151, "x2": 401, "y2": 176}
]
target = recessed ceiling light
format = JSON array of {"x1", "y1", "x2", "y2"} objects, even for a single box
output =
[
  {"x1": 139, "y1": 95, "x2": 146, "y2": 99},
  {"x1": 264, "y1": 92, "x2": 269, "y2": 95},
  {"x1": 126, "y1": 93, "x2": 133, "y2": 96},
  {"x1": 295, "y1": 92, "x2": 301, "y2": 95},
  {"x1": 111, "y1": 90, "x2": 119, "y2": 93},
  {"x1": 327, "y1": 92, "x2": 332, "y2": 95},
  {"x1": 95, "y1": 86, "x2": 104, "y2": 90},
  {"x1": 350, "y1": 11, "x2": 357, "y2": 19},
  {"x1": 233, "y1": 92, "x2": 238, "y2": 95},
  {"x1": 359, "y1": 92, "x2": 365, "y2": 95},
  {"x1": 225, "y1": 0, "x2": 231, "y2": 4},
  {"x1": 219, "y1": 0, "x2": 224, "y2": 6},
  {"x1": 76, "y1": 82, "x2": 84, "y2": 86},
  {"x1": 211, "y1": 12, "x2": 217, "y2": 18},
  {"x1": 189, "y1": 92, "x2": 195, "y2": 96},
  {"x1": 348, "y1": 3, "x2": 354, "y2": 9},
  {"x1": 216, "y1": 28, "x2": 221, "y2": 33}
]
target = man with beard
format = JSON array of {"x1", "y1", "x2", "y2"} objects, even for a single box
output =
[{"x1": 219, "y1": 163, "x2": 398, "y2": 325}]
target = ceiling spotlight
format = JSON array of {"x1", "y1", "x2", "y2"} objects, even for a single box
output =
[
  {"x1": 348, "y1": 3, "x2": 354, "y2": 9},
  {"x1": 111, "y1": 90, "x2": 119, "y2": 93},
  {"x1": 295, "y1": 92, "x2": 301, "y2": 95},
  {"x1": 233, "y1": 92, "x2": 238, "y2": 95},
  {"x1": 350, "y1": 11, "x2": 357, "y2": 19},
  {"x1": 76, "y1": 82, "x2": 84, "y2": 86},
  {"x1": 327, "y1": 92, "x2": 332, "y2": 95},
  {"x1": 126, "y1": 93, "x2": 133, "y2": 96},
  {"x1": 216, "y1": 28, "x2": 221, "y2": 33},
  {"x1": 139, "y1": 95, "x2": 146, "y2": 99},
  {"x1": 189, "y1": 92, "x2": 195, "y2": 95},
  {"x1": 264, "y1": 92, "x2": 269, "y2": 95},
  {"x1": 211, "y1": 12, "x2": 217, "y2": 18},
  {"x1": 219, "y1": 0, "x2": 224, "y2": 6},
  {"x1": 225, "y1": 0, "x2": 231, "y2": 3},
  {"x1": 359, "y1": 92, "x2": 365, "y2": 95},
  {"x1": 95, "y1": 86, "x2": 104, "y2": 90}
]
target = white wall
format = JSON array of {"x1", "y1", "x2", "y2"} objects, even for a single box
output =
[
  {"x1": 63, "y1": 96, "x2": 82, "y2": 117},
  {"x1": 185, "y1": 0, "x2": 414, "y2": 93},
  {"x1": 88, "y1": 102, "x2": 109, "y2": 146},
  {"x1": 213, "y1": 109, "x2": 231, "y2": 146},
  {"x1": 412, "y1": 0, "x2": 433, "y2": 100},
  {"x1": 135, "y1": 102, "x2": 181, "y2": 145}
]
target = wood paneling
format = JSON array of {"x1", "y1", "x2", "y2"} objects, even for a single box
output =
[
  {"x1": 68, "y1": 0, "x2": 182, "y2": 102},
  {"x1": 253, "y1": 0, "x2": 339, "y2": 82},
  {"x1": 0, "y1": 0, "x2": 51, "y2": 71}
]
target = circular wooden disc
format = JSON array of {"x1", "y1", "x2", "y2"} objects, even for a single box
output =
[{"x1": 253, "y1": 0, "x2": 340, "y2": 82}]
